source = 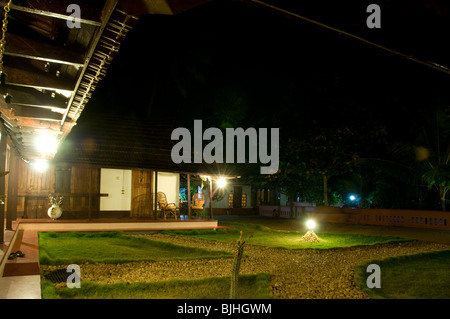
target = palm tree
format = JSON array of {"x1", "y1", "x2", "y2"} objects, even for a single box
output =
[{"x1": 417, "y1": 108, "x2": 450, "y2": 211}]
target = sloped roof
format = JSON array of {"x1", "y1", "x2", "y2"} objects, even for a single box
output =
[
  {"x1": 0, "y1": 0, "x2": 213, "y2": 164},
  {"x1": 53, "y1": 112, "x2": 253, "y2": 177},
  {"x1": 0, "y1": 0, "x2": 138, "y2": 162}
]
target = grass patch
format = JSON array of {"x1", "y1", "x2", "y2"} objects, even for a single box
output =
[
  {"x1": 355, "y1": 250, "x2": 450, "y2": 299},
  {"x1": 39, "y1": 231, "x2": 232, "y2": 265},
  {"x1": 41, "y1": 273, "x2": 273, "y2": 299},
  {"x1": 161, "y1": 222, "x2": 411, "y2": 249}
]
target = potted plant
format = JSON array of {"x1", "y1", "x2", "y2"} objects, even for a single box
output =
[{"x1": 48, "y1": 193, "x2": 63, "y2": 220}]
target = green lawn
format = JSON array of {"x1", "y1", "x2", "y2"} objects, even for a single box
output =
[
  {"x1": 355, "y1": 249, "x2": 450, "y2": 299},
  {"x1": 161, "y1": 222, "x2": 411, "y2": 249},
  {"x1": 39, "y1": 231, "x2": 273, "y2": 299},
  {"x1": 38, "y1": 224, "x2": 429, "y2": 299},
  {"x1": 39, "y1": 231, "x2": 232, "y2": 265},
  {"x1": 41, "y1": 273, "x2": 273, "y2": 299}
]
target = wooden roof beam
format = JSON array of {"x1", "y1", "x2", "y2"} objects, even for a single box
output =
[
  {"x1": 2, "y1": 62, "x2": 76, "y2": 91},
  {"x1": 4, "y1": 33, "x2": 85, "y2": 67},
  {"x1": 3, "y1": 86, "x2": 68, "y2": 110},
  {"x1": 60, "y1": 0, "x2": 120, "y2": 126},
  {"x1": 0, "y1": 109, "x2": 61, "y2": 130},
  {"x1": 9, "y1": 104, "x2": 63, "y2": 121}
]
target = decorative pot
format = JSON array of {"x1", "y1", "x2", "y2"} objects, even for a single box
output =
[{"x1": 48, "y1": 205, "x2": 62, "y2": 220}]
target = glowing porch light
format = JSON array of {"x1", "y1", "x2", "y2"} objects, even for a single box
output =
[
  {"x1": 33, "y1": 159, "x2": 49, "y2": 172},
  {"x1": 34, "y1": 133, "x2": 58, "y2": 155},
  {"x1": 217, "y1": 178, "x2": 227, "y2": 188}
]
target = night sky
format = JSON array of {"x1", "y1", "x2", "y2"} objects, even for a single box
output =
[{"x1": 82, "y1": 0, "x2": 450, "y2": 148}]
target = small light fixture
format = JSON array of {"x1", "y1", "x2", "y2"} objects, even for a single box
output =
[
  {"x1": 349, "y1": 195, "x2": 356, "y2": 201},
  {"x1": 3, "y1": 93, "x2": 12, "y2": 103}
]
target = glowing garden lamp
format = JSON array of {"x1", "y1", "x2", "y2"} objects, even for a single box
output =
[
  {"x1": 300, "y1": 219, "x2": 321, "y2": 243},
  {"x1": 349, "y1": 195, "x2": 356, "y2": 201},
  {"x1": 306, "y1": 219, "x2": 316, "y2": 230}
]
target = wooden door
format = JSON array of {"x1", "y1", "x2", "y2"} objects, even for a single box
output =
[
  {"x1": 131, "y1": 170, "x2": 153, "y2": 217},
  {"x1": 233, "y1": 186, "x2": 242, "y2": 208}
]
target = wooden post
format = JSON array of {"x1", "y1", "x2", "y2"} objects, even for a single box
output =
[
  {"x1": 88, "y1": 167, "x2": 92, "y2": 220},
  {"x1": 94, "y1": 168, "x2": 100, "y2": 219},
  {"x1": 0, "y1": 124, "x2": 7, "y2": 243},
  {"x1": 209, "y1": 178, "x2": 213, "y2": 220},
  {"x1": 154, "y1": 171, "x2": 158, "y2": 219},
  {"x1": 187, "y1": 174, "x2": 191, "y2": 219},
  {"x1": 6, "y1": 148, "x2": 18, "y2": 230},
  {"x1": 148, "y1": 169, "x2": 153, "y2": 219}
]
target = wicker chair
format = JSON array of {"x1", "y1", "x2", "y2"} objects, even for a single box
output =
[
  {"x1": 191, "y1": 193, "x2": 205, "y2": 217},
  {"x1": 157, "y1": 192, "x2": 178, "y2": 219}
]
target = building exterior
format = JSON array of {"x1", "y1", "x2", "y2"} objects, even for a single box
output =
[
  {"x1": 5, "y1": 112, "x2": 250, "y2": 222},
  {"x1": 0, "y1": 0, "x2": 225, "y2": 243}
]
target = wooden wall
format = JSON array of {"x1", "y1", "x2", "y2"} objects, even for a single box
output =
[
  {"x1": 67, "y1": 166, "x2": 100, "y2": 217},
  {"x1": 17, "y1": 159, "x2": 55, "y2": 218},
  {"x1": 14, "y1": 161, "x2": 155, "y2": 219}
]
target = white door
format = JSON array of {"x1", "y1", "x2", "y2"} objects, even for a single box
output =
[{"x1": 100, "y1": 168, "x2": 132, "y2": 211}]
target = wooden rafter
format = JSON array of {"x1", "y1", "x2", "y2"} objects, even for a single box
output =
[
  {"x1": 4, "y1": 33, "x2": 84, "y2": 67},
  {"x1": 7, "y1": 104, "x2": 62, "y2": 121},
  {"x1": 4, "y1": 86, "x2": 67, "y2": 110},
  {"x1": 2, "y1": 61, "x2": 76, "y2": 91}
]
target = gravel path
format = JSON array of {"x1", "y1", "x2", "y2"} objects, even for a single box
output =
[{"x1": 42, "y1": 234, "x2": 450, "y2": 299}]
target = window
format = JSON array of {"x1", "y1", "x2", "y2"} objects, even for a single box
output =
[
  {"x1": 228, "y1": 193, "x2": 233, "y2": 208},
  {"x1": 241, "y1": 194, "x2": 247, "y2": 207}
]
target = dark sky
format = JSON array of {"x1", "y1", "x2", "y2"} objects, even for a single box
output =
[{"x1": 83, "y1": 0, "x2": 450, "y2": 145}]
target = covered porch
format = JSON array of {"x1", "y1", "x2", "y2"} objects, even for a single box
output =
[
  {"x1": 0, "y1": 0, "x2": 219, "y2": 245},
  {"x1": 11, "y1": 165, "x2": 232, "y2": 222},
  {"x1": 1, "y1": 111, "x2": 244, "y2": 225}
]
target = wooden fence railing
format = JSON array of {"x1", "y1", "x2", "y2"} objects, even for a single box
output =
[{"x1": 258, "y1": 205, "x2": 449, "y2": 230}]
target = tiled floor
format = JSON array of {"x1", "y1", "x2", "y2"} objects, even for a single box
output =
[
  {"x1": 0, "y1": 275, "x2": 41, "y2": 299},
  {"x1": 1, "y1": 230, "x2": 41, "y2": 299}
]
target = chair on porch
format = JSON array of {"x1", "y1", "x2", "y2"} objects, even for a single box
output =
[
  {"x1": 157, "y1": 192, "x2": 178, "y2": 219},
  {"x1": 191, "y1": 193, "x2": 205, "y2": 217}
]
